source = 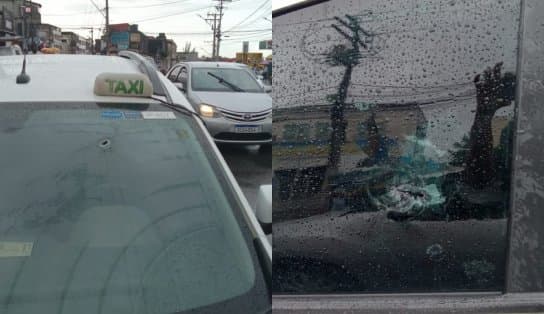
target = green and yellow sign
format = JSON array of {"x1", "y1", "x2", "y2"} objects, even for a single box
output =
[{"x1": 94, "y1": 73, "x2": 153, "y2": 97}]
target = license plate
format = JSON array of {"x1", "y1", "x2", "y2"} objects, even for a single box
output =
[{"x1": 234, "y1": 125, "x2": 261, "y2": 133}]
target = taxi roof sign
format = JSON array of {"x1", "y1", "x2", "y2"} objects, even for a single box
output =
[{"x1": 94, "y1": 73, "x2": 153, "y2": 98}]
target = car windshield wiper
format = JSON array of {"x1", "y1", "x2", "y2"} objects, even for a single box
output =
[
  {"x1": 207, "y1": 72, "x2": 245, "y2": 92},
  {"x1": 151, "y1": 96, "x2": 201, "y2": 120}
]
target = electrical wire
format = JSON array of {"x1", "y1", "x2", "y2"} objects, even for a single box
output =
[
  {"x1": 131, "y1": 5, "x2": 210, "y2": 23},
  {"x1": 229, "y1": 5, "x2": 272, "y2": 31},
  {"x1": 110, "y1": 0, "x2": 193, "y2": 9},
  {"x1": 225, "y1": 0, "x2": 269, "y2": 32},
  {"x1": 89, "y1": 0, "x2": 105, "y2": 17}
]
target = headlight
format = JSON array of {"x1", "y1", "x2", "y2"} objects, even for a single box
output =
[{"x1": 199, "y1": 104, "x2": 221, "y2": 118}]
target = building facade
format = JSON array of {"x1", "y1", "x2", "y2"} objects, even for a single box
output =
[
  {"x1": 100, "y1": 24, "x2": 177, "y2": 70},
  {"x1": 37, "y1": 23, "x2": 61, "y2": 49},
  {"x1": 60, "y1": 31, "x2": 90, "y2": 54},
  {"x1": 0, "y1": 0, "x2": 41, "y2": 36},
  {"x1": 0, "y1": 5, "x2": 16, "y2": 45}
]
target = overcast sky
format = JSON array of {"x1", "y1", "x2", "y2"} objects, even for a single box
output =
[{"x1": 38, "y1": 0, "x2": 272, "y2": 58}]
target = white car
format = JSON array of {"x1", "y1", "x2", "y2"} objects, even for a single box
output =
[
  {"x1": 0, "y1": 45, "x2": 22, "y2": 56},
  {"x1": 166, "y1": 61, "x2": 272, "y2": 145},
  {"x1": 0, "y1": 52, "x2": 271, "y2": 314}
]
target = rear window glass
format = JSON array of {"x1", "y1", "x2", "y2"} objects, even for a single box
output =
[{"x1": 272, "y1": 0, "x2": 520, "y2": 293}]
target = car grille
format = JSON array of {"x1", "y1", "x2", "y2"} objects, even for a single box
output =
[
  {"x1": 218, "y1": 108, "x2": 271, "y2": 122},
  {"x1": 215, "y1": 132, "x2": 272, "y2": 141}
]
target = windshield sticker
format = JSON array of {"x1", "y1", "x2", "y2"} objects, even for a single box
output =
[
  {"x1": 101, "y1": 111, "x2": 124, "y2": 120},
  {"x1": 142, "y1": 111, "x2": 176, "y2": 120},
  {"x1": 100, "y1": 111, "x2": 145, "y2": 120},
  {"x1": 177, "y1": 129, "x2": 190, "y2": 139},
  {"x1": 0, "y1": 241, "x2": 33, "y2": 258},
  {"x1": 123, "y1": 111, "x2": 143, "y2": 120}
]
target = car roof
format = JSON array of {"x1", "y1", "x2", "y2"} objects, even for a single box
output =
[
  {"x1": 178, "y1": 61, "x2": 248, "y2": 69},
  {"x1": 0, "y1": 54, "x2": 158, "y2": 103}
]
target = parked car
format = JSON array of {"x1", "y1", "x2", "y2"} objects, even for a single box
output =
[
  {"x1": 272, "y1": 0, "x2": 544, "y2": 313},
  {"x1": 0, "y1": 45, "x2": 22, "y2": 56},
  {"x1": 166, "y1": 61, "x2": 272, "y2": 145},
  {"x1": 0, "y1": 52, "x2": 271, "y2": 314}
]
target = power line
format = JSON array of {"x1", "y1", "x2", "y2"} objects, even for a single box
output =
[
  {"x1": 111, "y1": 0, "x2": 192, "y2": 9},
  {"x1": 200, "y1": 0, "x2": 232, "y2": 60},
  {"x1": 214, "y1": 0, "x2": 232, "y2": 59},
  {"x1": 228, "y1": 5, "x2": 271, "y2": 31},
  {"x1": 42, "y1": 0, "x2": 193, "y2": 16},
  {"x1": 88, "y1": 0, "x2": 105, "y2": 17},
  {"x1": 146, "y1": 28, "x2": 271, "y2": 36},
  {"x1": 221, "y1": 31, "x2": 271, "y2": 42},
  {"x1": 200, "y1": 11, "x2": 219, "y2": 59},
  {"x1": 132, "y1": 5, "x2": 210, "y2": 23},
  {"x1": 226, "y1": 0, "x2": 268, "y2": 32},
  {"x1": 42, "y1": 10, "x2": 98, "y2": 17}
]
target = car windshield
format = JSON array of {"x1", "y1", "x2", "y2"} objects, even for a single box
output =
[
  {"x1": 0, "y1": 102, "x2": 269, "y2": 314},
  {"x1": 191, "y1": 67, "x2": 263, "y2": 93}
]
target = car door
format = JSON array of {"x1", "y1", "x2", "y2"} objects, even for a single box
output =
[{"x1": 272, "y1": 0, "x2": 544, "y2": 312}]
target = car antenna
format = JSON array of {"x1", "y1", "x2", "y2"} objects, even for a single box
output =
[{"x1": 16, "y1": 37, "x2": 31, "y2": 84}]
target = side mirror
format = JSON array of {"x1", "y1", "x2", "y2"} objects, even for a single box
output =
[
  {"x1": 255, "y1": 185, "x2": 272, "y2": 237},
  {"x1": 263, "y1": 85, "x2": 272, "y2": 93}
]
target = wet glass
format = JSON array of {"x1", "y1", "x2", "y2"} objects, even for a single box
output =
[
  {"x1": 0, "y1": 103, "x2": 270, "y2": 313},
  {"x1": 272, "y1": 0, "x2": 520, "y2": 293}
]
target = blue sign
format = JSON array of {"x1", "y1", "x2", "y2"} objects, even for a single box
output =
[
  {"x1": 110, "y1": 32, "x2": 129, "y2": 50},
  {"x1": 101, "y1": 111, "x2": 124, "y2": 120}
]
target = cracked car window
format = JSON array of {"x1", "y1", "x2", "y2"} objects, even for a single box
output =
[{"x1": 272, "y1": 0, "x2": 520, "y2": 293}]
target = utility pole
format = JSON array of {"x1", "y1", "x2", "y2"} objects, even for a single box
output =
[
  {"x1": 105, "y1": 0, "x2": 109, "y2": 47},
  {"x1": 201, "y1": 12, "x2": 218, "y2": 59},
  {"x1": 325, "y1": 14, "x2": 374, "y2": 173},
  {"x1": 20, "y1": 3, "x2": 30, "y2": 52},
  {"x1": 213, "y1": 0, "x2": 231, "y2": 60}
]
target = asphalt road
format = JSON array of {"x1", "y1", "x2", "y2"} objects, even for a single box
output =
[{"x1": 218, "y1": 144, "x2": 272, "y2": 209}]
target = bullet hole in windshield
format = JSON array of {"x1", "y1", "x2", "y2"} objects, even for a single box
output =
[{"x1": 99, "y1": 138, "x2": 112, "y2": 150}]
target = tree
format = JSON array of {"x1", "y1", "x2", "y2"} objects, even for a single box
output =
[{"x1": 182, "y1": 41, "x2": 196, "y2": 53}]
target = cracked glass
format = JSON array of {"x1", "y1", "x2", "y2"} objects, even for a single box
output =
[{"x1": 272, "y1": 0, "x2": 520, "y2": 293}]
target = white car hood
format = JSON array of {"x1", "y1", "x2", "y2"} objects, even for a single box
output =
[{"x1": 193, "y1": 91, "x2": 271, "y2": 112}]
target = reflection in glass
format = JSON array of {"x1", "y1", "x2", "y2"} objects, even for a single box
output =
[{"x1": 272, "y1": 0, "x2": 519, "y2": 293}]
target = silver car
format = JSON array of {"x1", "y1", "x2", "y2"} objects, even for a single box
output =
[{"x1": 166, "y1": 62, "x2": 272, "y2": 145}]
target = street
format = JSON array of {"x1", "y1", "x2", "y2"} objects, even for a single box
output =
[{"x1": 218, "y1": 144, "x2": 272, "y2": 209}]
